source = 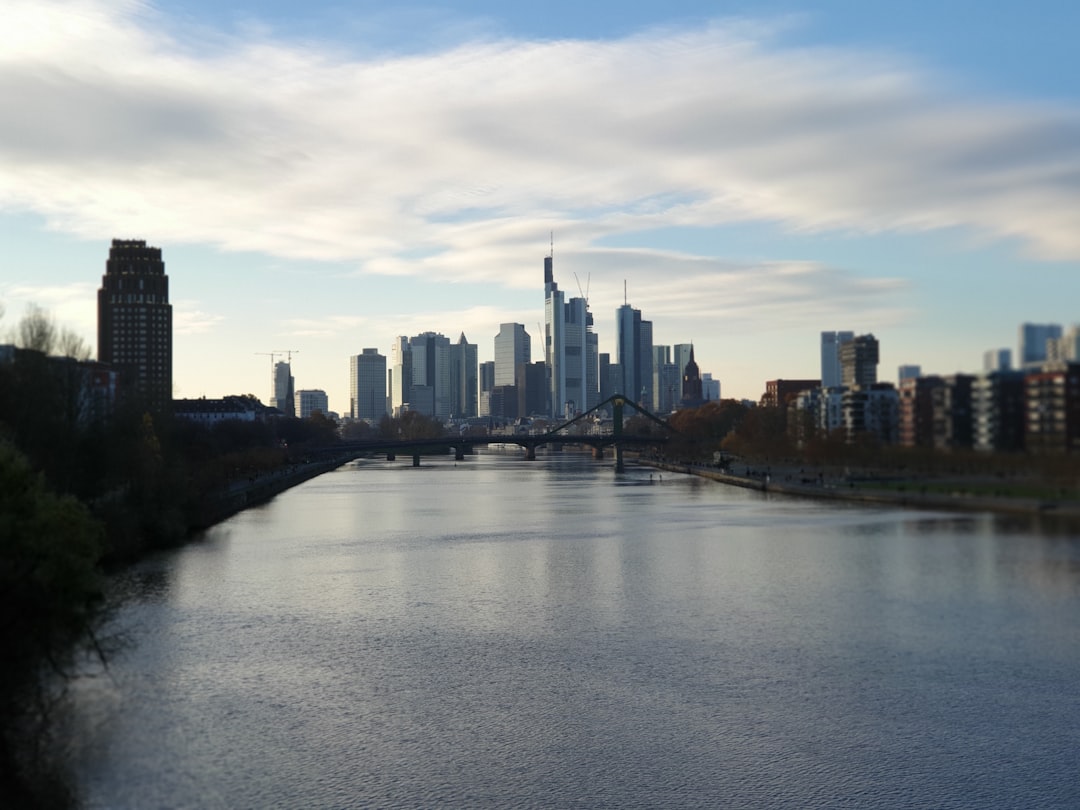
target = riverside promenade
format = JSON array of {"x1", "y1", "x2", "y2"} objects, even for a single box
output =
[{"x1": 639, "y1": 458, "x2": 1080, "y2": 522}]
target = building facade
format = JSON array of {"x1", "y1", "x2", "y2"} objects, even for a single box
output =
[
  {"x1": 350, "y1": 348, "x2": 387, "y2": 421},
  {"x1": 840, "y1": 334, "x2": 879, "y2": 389},
  {"x1": 820, "y1": 331, "x2": 854, "y2": 389},
  {"x1": 295, "y1": 389, "x2": 329, "y2": 420},
  {"x1": 449, "y1": 333, "x2": 478, "y2": 418},
  {"x1": 97, "y1": 238, "x2": 172, "y2": 412}
]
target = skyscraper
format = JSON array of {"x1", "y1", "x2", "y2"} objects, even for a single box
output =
[
  {"x1": 389, "y1": 336, "x2": 412, "y2": 416},
  {"x1": 820, "y1": 331, "x2": 854, "y2": 389},
  {"x1": 271, "y1": 361, "x2": 295, "y2": 416},
  {"x1": 564, "y1": 296, "x2": 598, "y2": 416},
  {"x1": 449, "y1": 333, "x2": 478, "y2": 418},
  {"x1": 544, "y1": 251, "x2": 565, "y2": 417},
  {"x1": 494, "y1": 323, "x2": 531, "y2": 387},
  {"x1": 616, "y1": 302, "x2": 653, "y2": 406},
  {"x1": 350, "y1": 348, "x2": 387, "y2": 421},
  {"x1": 409, "y1": 332, "x2": 451, "y2": 420},
  {"x1": 97, "y1": 239, "x2": 172, "y2": 412}
]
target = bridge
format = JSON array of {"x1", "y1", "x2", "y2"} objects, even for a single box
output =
[{"x1": 334, "y1": 394, "x2": 675, "y2": 473}]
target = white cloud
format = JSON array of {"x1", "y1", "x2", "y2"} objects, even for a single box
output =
[{"x1": 1, "y1": 0, "x2": 1078, "y2": 283}]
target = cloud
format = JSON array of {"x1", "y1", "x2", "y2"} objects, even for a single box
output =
[
  {"x1": 173, "y1": 305, "x2": 224, "y2": 336},
  {"x1": 2, "y1": 0, "x2": 1078, "y2": 308}
]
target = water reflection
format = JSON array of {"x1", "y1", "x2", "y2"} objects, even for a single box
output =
[{"x1": 71, "y1": 452, "x2": 1080, "y2": 809}]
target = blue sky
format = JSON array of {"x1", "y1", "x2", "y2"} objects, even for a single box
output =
[{"x1": 2, "y1": 0, "x2": 1078, "y2": 414}]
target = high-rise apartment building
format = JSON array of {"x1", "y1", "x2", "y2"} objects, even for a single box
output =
[
  {"x1": 820, "y1": 331, "x2": 854, "y2": 389},
  {"x1": 97, "y1": 239, "x2": 172, "y2": 412},
  {"x1": 350, "y1": 348, "x2": 387, "y2": 421},
  {"x1": 840, "y1": 334, "x2": 879, "y2": 389}
]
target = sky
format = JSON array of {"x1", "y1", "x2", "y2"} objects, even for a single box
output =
[{"x1": 2, "y1": 0, "x2": 1079, "y2": 415}]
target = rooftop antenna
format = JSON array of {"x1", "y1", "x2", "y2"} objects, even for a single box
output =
[
  {"x1": 624, "y1": 279, "x2": 627, "y2": 306},
  {"x1": 550, "y1": 231, "x2": 554, "y2": 259}
]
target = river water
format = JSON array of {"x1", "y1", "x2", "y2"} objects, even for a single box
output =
[{"x1": 69, "y1": 452, "x2": 1080, "y2": 808}]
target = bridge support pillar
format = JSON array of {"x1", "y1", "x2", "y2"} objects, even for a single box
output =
[
  {"x1": 412, "y1": 454, "x2": 421, "y2": 467},
  {"x1": 614, "y1": 445, "x2": 624, "y2": 473},
  {"x1": 387, "y1": 453, "x2": 396, "y2": 461},
  {"x1": 525, "y1": 445, "x2": 536, "y2": 461},
  {"x1": 592, "y1": 446, "x2": 604, "y2": 460},
  {"x1": 455, "y1": 448, "x2": 465, "y2": 461}
]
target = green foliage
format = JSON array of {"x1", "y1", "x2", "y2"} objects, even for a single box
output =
[{"x1": 0, "y1": 441, "x2": 103, "y2": 806}]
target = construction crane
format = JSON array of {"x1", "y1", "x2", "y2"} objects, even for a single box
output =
[
  {"x1": 573, "y1": 272, "x2": 590, "y2": 305},
  {"x1": 274, "y1": 349, "x2": 300, "y2": 365},
  {"x1": 255, "y1": 351, "x2": 282, "y2": 374}
]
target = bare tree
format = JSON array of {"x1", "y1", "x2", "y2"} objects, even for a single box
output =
[
  {"x1": 16, "y1": 304, "x2": 57, "y2": 355},
  {"x1": 57, "y1": 328, "x2": 92, "y2": 361}
]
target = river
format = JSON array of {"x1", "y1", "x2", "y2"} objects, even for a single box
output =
[{"x1": 68, "y1": 451, "x2": 1080, "y2": 808}]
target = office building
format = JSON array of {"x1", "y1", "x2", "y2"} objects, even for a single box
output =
[
  {"x1": 494, "y1": 323, "x2": 531, "y2": 387},
  {"x1": 820, "y1": 331, "x2": 854, "y2": 389},
  {"x1": 983, "y1": 349, "x2": 1011, "y2": 373},
  {"x1": 616, "y1": 302, "x2": 653, "y2": 407},
  {"x1": 543, "y1": 250, "x2": 599, "y2": 418},
  {"x1": 295, "y1": 389, "x2": 329, "y2": 420},
  {"x1": 350, "y1": 348, "x2": 387, "y2": 421},
  {"x1": 898, "y1": 365, "x2": 922, "y2": 383},
  {"x1": 409, "y1": 332, "x2": 451, "y2": 420},
  {"x1": 389, "y1": 336, "x2": 412, "y2": 417},
  {"x1": 449, "y1": 333, "x2": 478, "y2": 418},
  {"x1": 701, "y1": 373, "x2": 720, "y2": 402},
  {"x1": 271, "y1": 361, "x2": 295, "y2": 416},
  {"x1": 652, "y1": 346, "x2": 677, "y2": 414},
  {"x1": 1019, "y1": 323, "x2": 1062, "y2": 368},
  {"x1": 544, "y1": 252, "x2": 565, "y2": 418},
  {"x1": 97, "y1": 238, "x2": 173, "y2": 412},
  {"x1": 674, "y1": 344, "x2": 694, "y2": 380}
]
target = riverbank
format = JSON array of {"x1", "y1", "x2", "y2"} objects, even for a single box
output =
[
  {"x1": 191, "y1": 453, "x2": 356, "y2": 530},
  {"x1": 639, "y1": 458, "x2": 1080, "y2": 522}
]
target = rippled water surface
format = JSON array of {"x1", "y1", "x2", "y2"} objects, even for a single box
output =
[{"x1": 70, "y1": 453, "x2": 1080, "y2": 808}]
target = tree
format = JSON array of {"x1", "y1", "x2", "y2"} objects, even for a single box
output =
[
  {"x1": 15, "y1": 304, "x2": 57, "y2": 354},
  {"x1": 0, "y1": 441, "x2": 104, "y2": 806}
]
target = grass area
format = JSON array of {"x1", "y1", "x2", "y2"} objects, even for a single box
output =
[{"x1": 854, "y1": 479, "x2": 1079, "y2": 502}]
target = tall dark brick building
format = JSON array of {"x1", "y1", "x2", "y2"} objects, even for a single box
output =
[{"x1": 97, "y1": 239, "x2": 173, "y2": 412}]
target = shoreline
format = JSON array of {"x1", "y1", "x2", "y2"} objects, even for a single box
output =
[
  {"x1": 192, "y1": 454, "x2": 355, "y2": 530},
  {"x1": 638, "y1": 458, "x2": 1080, "y2": 523}
]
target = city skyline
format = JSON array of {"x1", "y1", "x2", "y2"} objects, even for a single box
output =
[{"x1": 3, "y1": 1, "x2": 1080, "y2": 415}]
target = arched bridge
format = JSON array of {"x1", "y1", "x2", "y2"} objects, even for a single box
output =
[{"x1": 334, "y1": 394, "x2": 675, "y2": 472}]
